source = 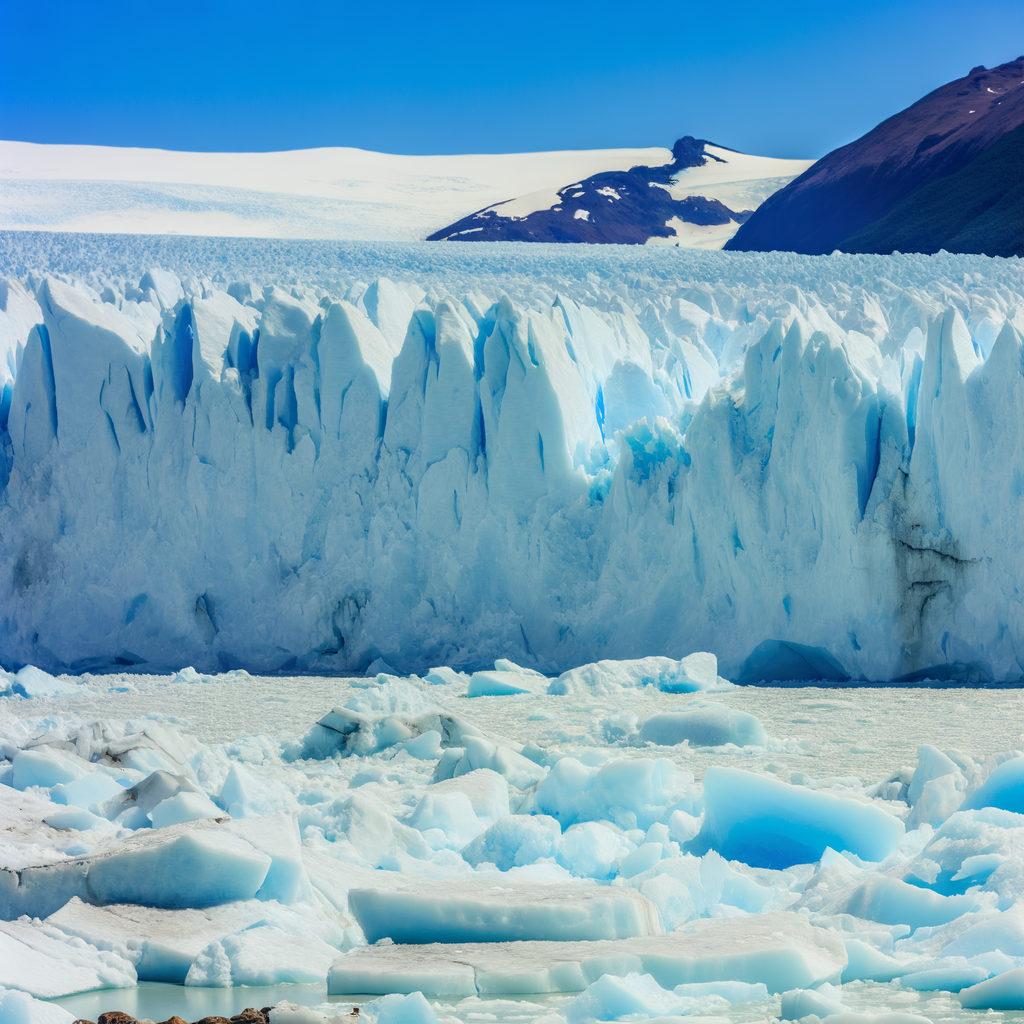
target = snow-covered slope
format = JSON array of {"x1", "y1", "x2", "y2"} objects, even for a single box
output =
[
  {"x1": 2, "y1": 234, "x2": 1024, "y2": 682},
  {"x1": 428, "y1": 140, "x2": 812, "y2": 248},
  {"x1": 0, "y1": 140, "x2": 810, "y2": 247},
  {"x1": 0, "y1": 141, "x2": 673, "y2": 242}
]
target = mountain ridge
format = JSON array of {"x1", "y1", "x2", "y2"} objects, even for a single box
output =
[
  {"x1": 726, "y1": 57, "x2": 1024, "y2": 255},
  {"x1": 427, "y1": 137, "x2": 807, "y2": 247},
  {"x1": 842, "y1": 120, "x2": 1024, "y2": 257},
  {"x1": 428, "y1": 137, "x2": 753, "y2": 244}
]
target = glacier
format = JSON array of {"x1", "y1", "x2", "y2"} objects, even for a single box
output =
[
  {"x1": 2, "y1": 233, "x2": 1024, "y2": 681},
  {"x1": 5, "y1": 228, "x2": 1024, "y2": 1022}
]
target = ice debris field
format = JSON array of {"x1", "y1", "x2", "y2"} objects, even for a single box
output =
[
  {"x1": 2, "y1": 232, "x2": 1024, "y2": 1022},
  {"x1": 3, "y1": 233, "x2": 1024, "y2": 683},
  {"x1": 3, "y1": 660, "x2": 1024, "y2": 1024}
]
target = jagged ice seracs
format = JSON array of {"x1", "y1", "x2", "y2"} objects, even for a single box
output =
[{"x1": 1, "y1": 234, "x2": 1023, "y2": 681}]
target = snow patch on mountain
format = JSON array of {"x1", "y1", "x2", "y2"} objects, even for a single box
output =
[{"x1": 429, "y1": 139, "x2": 811, "y2": 247}]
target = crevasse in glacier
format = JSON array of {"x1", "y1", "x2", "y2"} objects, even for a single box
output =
[{"x1": 1, "y1": 237, "x2": 1023, "y2": 681}]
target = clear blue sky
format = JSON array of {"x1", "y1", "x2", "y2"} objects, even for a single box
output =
[{"x1": 2, "y1": 0, "x2": 1022, "y2": 159}]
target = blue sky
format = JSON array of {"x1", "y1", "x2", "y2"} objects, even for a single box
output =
[{"x1": 1, "y1": 0, "x2": 1022, "y2": 158}]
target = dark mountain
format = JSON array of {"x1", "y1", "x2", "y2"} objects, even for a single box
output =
[
  {"x1": 842, "y1": 120, "x2": 1024, "y2": 257},
  {"x1": 726, "y1": 57, "x2": 1024, "y2": 255},
  {"x1": 428, "y1": 137, "x2": 752, "y2": 244}
]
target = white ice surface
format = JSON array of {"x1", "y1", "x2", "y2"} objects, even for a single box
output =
[
  {"x1": 645, "y1": 217, "x2": 743, "y2": 250},
  {"x1": 453, "y1": 146, "x2": 811, "y2": 245},
  {"x1": 664, "y1": 147, "x2": 812, "y2": 201},
  {"x1": 2, "y1": 667, "x2": 77, "y2": 699},
  {"x1": 695, "y1": 765, "x2": 905, "y2": 867},
  {"x1": 0, "y1": 142, "x2": 810, "y2": 245},
  {"x1": 488, "y1": 186, "x2": 568, "y2": 221},
  {"x1": 327, "y1": 911, "x2": 846, "y2": 995},
  {"x1": 347, "y1": 880, "x2": 662, "y2": 943},
  {"x1": 0, "y1": 915, "x2": 136, "y2": 997},
  {"x1": 0, "y1": 141, "x2": 673, "y2": 241},
  {"x1": 566, "y1": 972, "x2": 768, "y2": 1023}
]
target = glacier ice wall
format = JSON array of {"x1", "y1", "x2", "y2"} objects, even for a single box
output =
[{"x1": 1, "y1": 233, "x2": 1024, "y2": 681}]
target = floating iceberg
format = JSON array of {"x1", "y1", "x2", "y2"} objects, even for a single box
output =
[
  {"x1": 347, "y1": 880, "x2": 661, "y2": 944},
  {"x1": 780, "y1": 984, "x2": 848, "y2": 1020},
  {"x1": 565, "y1": 971, "x2": 768, "y2": 1023},
  {"x1": 692, "y1": 765, "x2": 905, "y2": 867},
  {"x1": 467, "y1": 664, "x2": 550, "y2": 697},
  {"x1": 637, "y1": 705, "x2": 767, "y2": 748},
  {"x1": 550, "y1": 654, "x2": 728, "y2": 696},
  {"x1": 965, "y1": 756, "x2": 1024, "y2": 814},
  {"x1": 959, "y1": 966, "x2": 1024, "y2": 1010},
  {"x1": 327, "y1": 911, "x2": 847, "y2": 995},
  {"x1": 0, "y1": 813, "x2": 308, "y2": 919},
  {"x1": 0, "y1": 666, "x2": 77, "y2": 699}
]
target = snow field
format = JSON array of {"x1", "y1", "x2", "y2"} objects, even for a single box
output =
[
  {"x1": 0, "y1": 141, "x2": 811, "y2": 245},
  {"x1": 0, "y1": 141, "x2": 677, "y2": 242},
  {"x1": 3, "y1": 664, "x2": 1024, "y2": 1024}
]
